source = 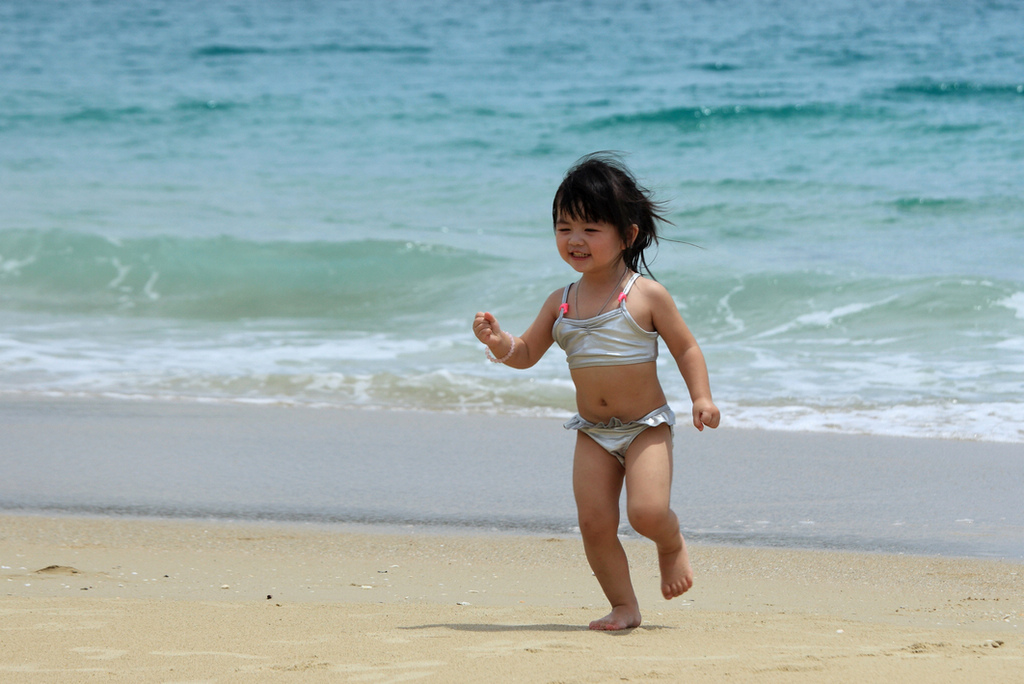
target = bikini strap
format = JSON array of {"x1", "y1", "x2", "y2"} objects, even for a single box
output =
[
  {"x1": 618, "y1": 272, "x2": 642, "y2": 304},
  {"x1": 558, "y1": 283, "x2": 572, "y2": 317}
]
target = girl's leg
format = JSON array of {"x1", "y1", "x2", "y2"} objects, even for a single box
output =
[
  {"x1": 624, "y1": 424, "x2": 694, "y2": 600},
  {"x1": 572, "y1": 432, "x2": 641, "y2": 630}
]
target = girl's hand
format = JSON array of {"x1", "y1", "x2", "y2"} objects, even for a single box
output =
[
  {"x1": 473, "y1": 311, "x2": 505, "y2": 351},
  {"x1": 692, "y1": 398, "x2": 720, "y2": 431}
]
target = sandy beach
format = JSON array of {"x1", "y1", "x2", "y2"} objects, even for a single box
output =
[{"x1": 1, "y1": 513, "x2": 1021, "y2": 683}]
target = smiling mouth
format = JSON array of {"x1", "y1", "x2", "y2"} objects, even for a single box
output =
[{"x1": 569, "y1": 251, "x2": 590, "y2": 258}]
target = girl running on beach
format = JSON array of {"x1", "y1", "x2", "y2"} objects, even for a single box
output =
[{"x1": 473, "y1": 153, "x2": 720, "y2": 631}]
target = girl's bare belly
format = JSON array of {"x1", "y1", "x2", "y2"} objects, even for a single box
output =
[{"x1": 570, "y1": 362, "x2": 668, "y2": 424}]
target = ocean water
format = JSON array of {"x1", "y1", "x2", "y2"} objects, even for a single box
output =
[{"x1": 2, "y1": 0, "x2": 1024, "y2": 444}]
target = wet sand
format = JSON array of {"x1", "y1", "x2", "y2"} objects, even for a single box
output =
[{"x1": 3, "y1": 397, "x2": 1022, "y2": 557}]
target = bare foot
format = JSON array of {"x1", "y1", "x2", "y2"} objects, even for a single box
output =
[
  {"x1": 589, "y1": 605, "x2": 642, "y2": 631},
  {"x1": 658, "y1": 533, "x2": 694, "y2": 600}
]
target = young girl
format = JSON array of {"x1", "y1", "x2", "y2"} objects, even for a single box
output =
[{"x1": 473, "y1": 153, "x2": 720, "y2": 631}]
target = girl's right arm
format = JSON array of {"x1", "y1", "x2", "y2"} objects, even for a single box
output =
[{"x1": 473, "y1": 289, "x2": 562, "y2": 369}]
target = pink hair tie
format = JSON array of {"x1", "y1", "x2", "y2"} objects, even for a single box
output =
[
  {"x1": 559, "y1": 303, "x2": 569, "y2": 314},
  {"x1": 617, "y1": 292, "x2": 628, "y2": 303}
]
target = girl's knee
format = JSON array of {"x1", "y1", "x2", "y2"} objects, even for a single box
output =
[
  {"x1": 577, "y1": 510, "x2": 620, "y2": 541},
  {"x1": 627, "y1": 504, "x2": 672, "y2": 538}
]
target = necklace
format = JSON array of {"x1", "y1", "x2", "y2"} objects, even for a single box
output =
[{"x1": 574, "y1": 266, "x2": 627, "y2": 319}]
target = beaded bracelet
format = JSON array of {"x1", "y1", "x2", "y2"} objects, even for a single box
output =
[{"x1": 485, "y1": 331, "x2": 516, "y2": 364}]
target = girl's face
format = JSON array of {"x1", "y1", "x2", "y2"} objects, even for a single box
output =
[{"x1": 555, "y1": 212, "x2": 628, "y2": 274}]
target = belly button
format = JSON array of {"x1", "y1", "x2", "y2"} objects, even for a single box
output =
[{"x1": 599, "y1": 399, "x2": 608, "y2": 407}]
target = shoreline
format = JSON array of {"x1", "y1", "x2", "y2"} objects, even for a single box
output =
[
  {"x1": 2, "y1": 513, "x2": 1021, "y2": 682},
  {"x1": 0, "y1": 506, "x2": 1018, "y2": 563},
  {"x1": 4, "y1": 389, "x2": 1023, "y2": 446}
]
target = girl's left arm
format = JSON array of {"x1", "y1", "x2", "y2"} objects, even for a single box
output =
[{"x1": 648, "y1": 283, "x2": 721, "y2": 431}]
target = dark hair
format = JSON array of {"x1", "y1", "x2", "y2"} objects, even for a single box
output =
[{"x1": 552, "y1": 152, "x2": 670, "y2": 277}]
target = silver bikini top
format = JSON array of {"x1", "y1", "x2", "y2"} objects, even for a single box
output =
[{"x1": 552, "y1": 272, "x2": 659, "y2": 370}]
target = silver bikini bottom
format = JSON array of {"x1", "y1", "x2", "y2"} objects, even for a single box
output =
[{"x1": 564, "y1": 404, "x2": 675, "y2": 466}]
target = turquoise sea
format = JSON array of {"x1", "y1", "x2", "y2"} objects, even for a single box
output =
[{"x1": 2, "y1": 0, "x2": 1023, "y2": 444}]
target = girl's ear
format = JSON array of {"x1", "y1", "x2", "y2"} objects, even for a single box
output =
[{"x1": 625, "y1": 223, "x2": 639, "y2": 248}]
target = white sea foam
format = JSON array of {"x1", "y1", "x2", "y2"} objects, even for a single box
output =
[
  {"x1": 0, "y1": 255, "x2": 36, "y2": 274},
  {"x1": 3, "y1": 307, "x2": 1022, "y2": 443},
  {"x1": 717, "y1": 400, "x2": 1024, "y2": 444},
  {"x1": 998, "y1": 292, "x2": 1024, "y2": 320},
  {"x1": 753, "y1": 298, "x2": 898, "y2": 339}
]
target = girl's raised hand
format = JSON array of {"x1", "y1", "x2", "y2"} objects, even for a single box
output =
[{"x1": 473, "y1": 311, "x2": 505, "y2": 349}]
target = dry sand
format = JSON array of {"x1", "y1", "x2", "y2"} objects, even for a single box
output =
[{"x1": 1, "y1": 513, "x2": 1021, "y2": 683}]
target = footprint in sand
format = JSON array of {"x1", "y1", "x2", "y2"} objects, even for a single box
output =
[{"x1": 34, "y1": 566, "x2": 82, "y2": 576}]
